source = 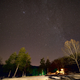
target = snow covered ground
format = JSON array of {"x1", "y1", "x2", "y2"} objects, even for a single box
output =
[
  {"x1": 68, "y1": 74, "x2": 80, "y2": 79},
  {"x1": 2, "y1": 76, "x2": 49, "y2": 80},
  {"x1": 2, "y1": 74, "x2": 80, "y2": 80}
]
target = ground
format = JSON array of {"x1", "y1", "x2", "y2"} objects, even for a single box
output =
[{"x1": 2, "y1": 74, "x2": 80, "y2": 80}]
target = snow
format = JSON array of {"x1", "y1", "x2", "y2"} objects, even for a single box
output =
[
  {"x1": 2, "y1": 76, "x2": 49, "y2": 80},
  {"x1": 2, "y1": 74, "x2": 80, "y2": 80}
]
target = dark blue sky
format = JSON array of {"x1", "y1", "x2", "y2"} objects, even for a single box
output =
[{"x1": 0, "y1": 0, "x2": 80, "y2": 66}]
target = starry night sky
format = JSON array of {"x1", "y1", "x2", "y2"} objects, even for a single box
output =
[{"x1": 0, "y1": 0, "x2": 80, "y2": 66}]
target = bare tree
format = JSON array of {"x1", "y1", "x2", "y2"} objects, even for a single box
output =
[{"x1": 62, "y1": 39, "x2": 80, "y2": 72}]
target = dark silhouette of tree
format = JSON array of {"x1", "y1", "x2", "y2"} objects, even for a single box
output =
[
  {"x1": 0, "y1": 56, "x2": 2, "y2": 65},
  {"x1": 3, "y1": 52, "x2": 17, "y2": 77},
  {"x1": 39, "y1": 58, "x2": 46, "y2": 75},
  {"x1": 49, "y1": 61, "x2": 57, "y2": 73},
  {"x1": 45, "y1": 57, "x2": 50, "y2": 73},
  {"x1": 40, "y1": 58, "x2": 45, "y2": 69}
]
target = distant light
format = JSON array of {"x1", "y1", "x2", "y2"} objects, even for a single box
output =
[
  {"x1": 60, "y1": 68, "x2": 64, "y2": 74},
  {"x1": 61, "y1": 68, "x2": 63, "y2": 71}
]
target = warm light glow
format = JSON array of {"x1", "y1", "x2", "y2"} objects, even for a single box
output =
[
  {"x1": 56, "y1": 70, "x2": 59, "y2": 74},
  {"x1": 60, "y1": 68, "x2": 64, "y2": 74},
  {"x1": 61, "y1": 68, "x2": 63, "y2": 71}
]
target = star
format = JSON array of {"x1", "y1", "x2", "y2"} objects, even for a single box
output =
[
  {"x1": 46, "y1": 17, "x2": 49, "y2": 20},
  {"x1": 23, "y1": 11, "x2": 25, "y2": 14},
  {"x1": 44, "y1": 44, "x2": 47, "y2": 46}
]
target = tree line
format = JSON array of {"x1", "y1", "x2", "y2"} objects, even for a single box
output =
[
  {"x1": 0, "y1": 39, "x2": 80, "y2": 77},
  {"x1": 0, "y1": 47, "x2": 51, "y2": 77},
  {"x1": 49, "y1": 39, "x2": 80, "y2": 73}
]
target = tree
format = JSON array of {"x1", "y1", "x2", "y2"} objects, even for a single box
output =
[
  {"x1": 6, "y1": 52, "x2": 17, "y2": 65},
  {"x1": 0, "y1": 56, "x2": 2, "y2": 65},
  {"x1": 62, "y1": 39, "x2": 80, "y2": 72},
  {"x1": 13, "y1": 47, "x2": 31, "y2": 77},
  {"x1": 39, "y1": 58, "x2": 46, "y2": 75},
  {"x1": 3, "y1": 52, "x2": 17, "y2": 77},
  {"x1": 45, "y1": 57, "x2": 50, "y2": 73},
  {"x1": 40, "y1": 58, "x2": 45, "y2": 68},
  {"x1": 49, "y1": 60, "x2": 57, "y2": 73},
  {"x1": 52, "y1": 58, "x2": 62, "y2": 71}
]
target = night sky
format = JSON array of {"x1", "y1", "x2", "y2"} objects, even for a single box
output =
[{"x1": 0, "y1": 0, "x2": 80, "y2": 66}]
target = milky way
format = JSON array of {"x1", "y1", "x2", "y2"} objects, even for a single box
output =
[{"x1": 0, "y1": 0, "x2": 80, "y2": 66}]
